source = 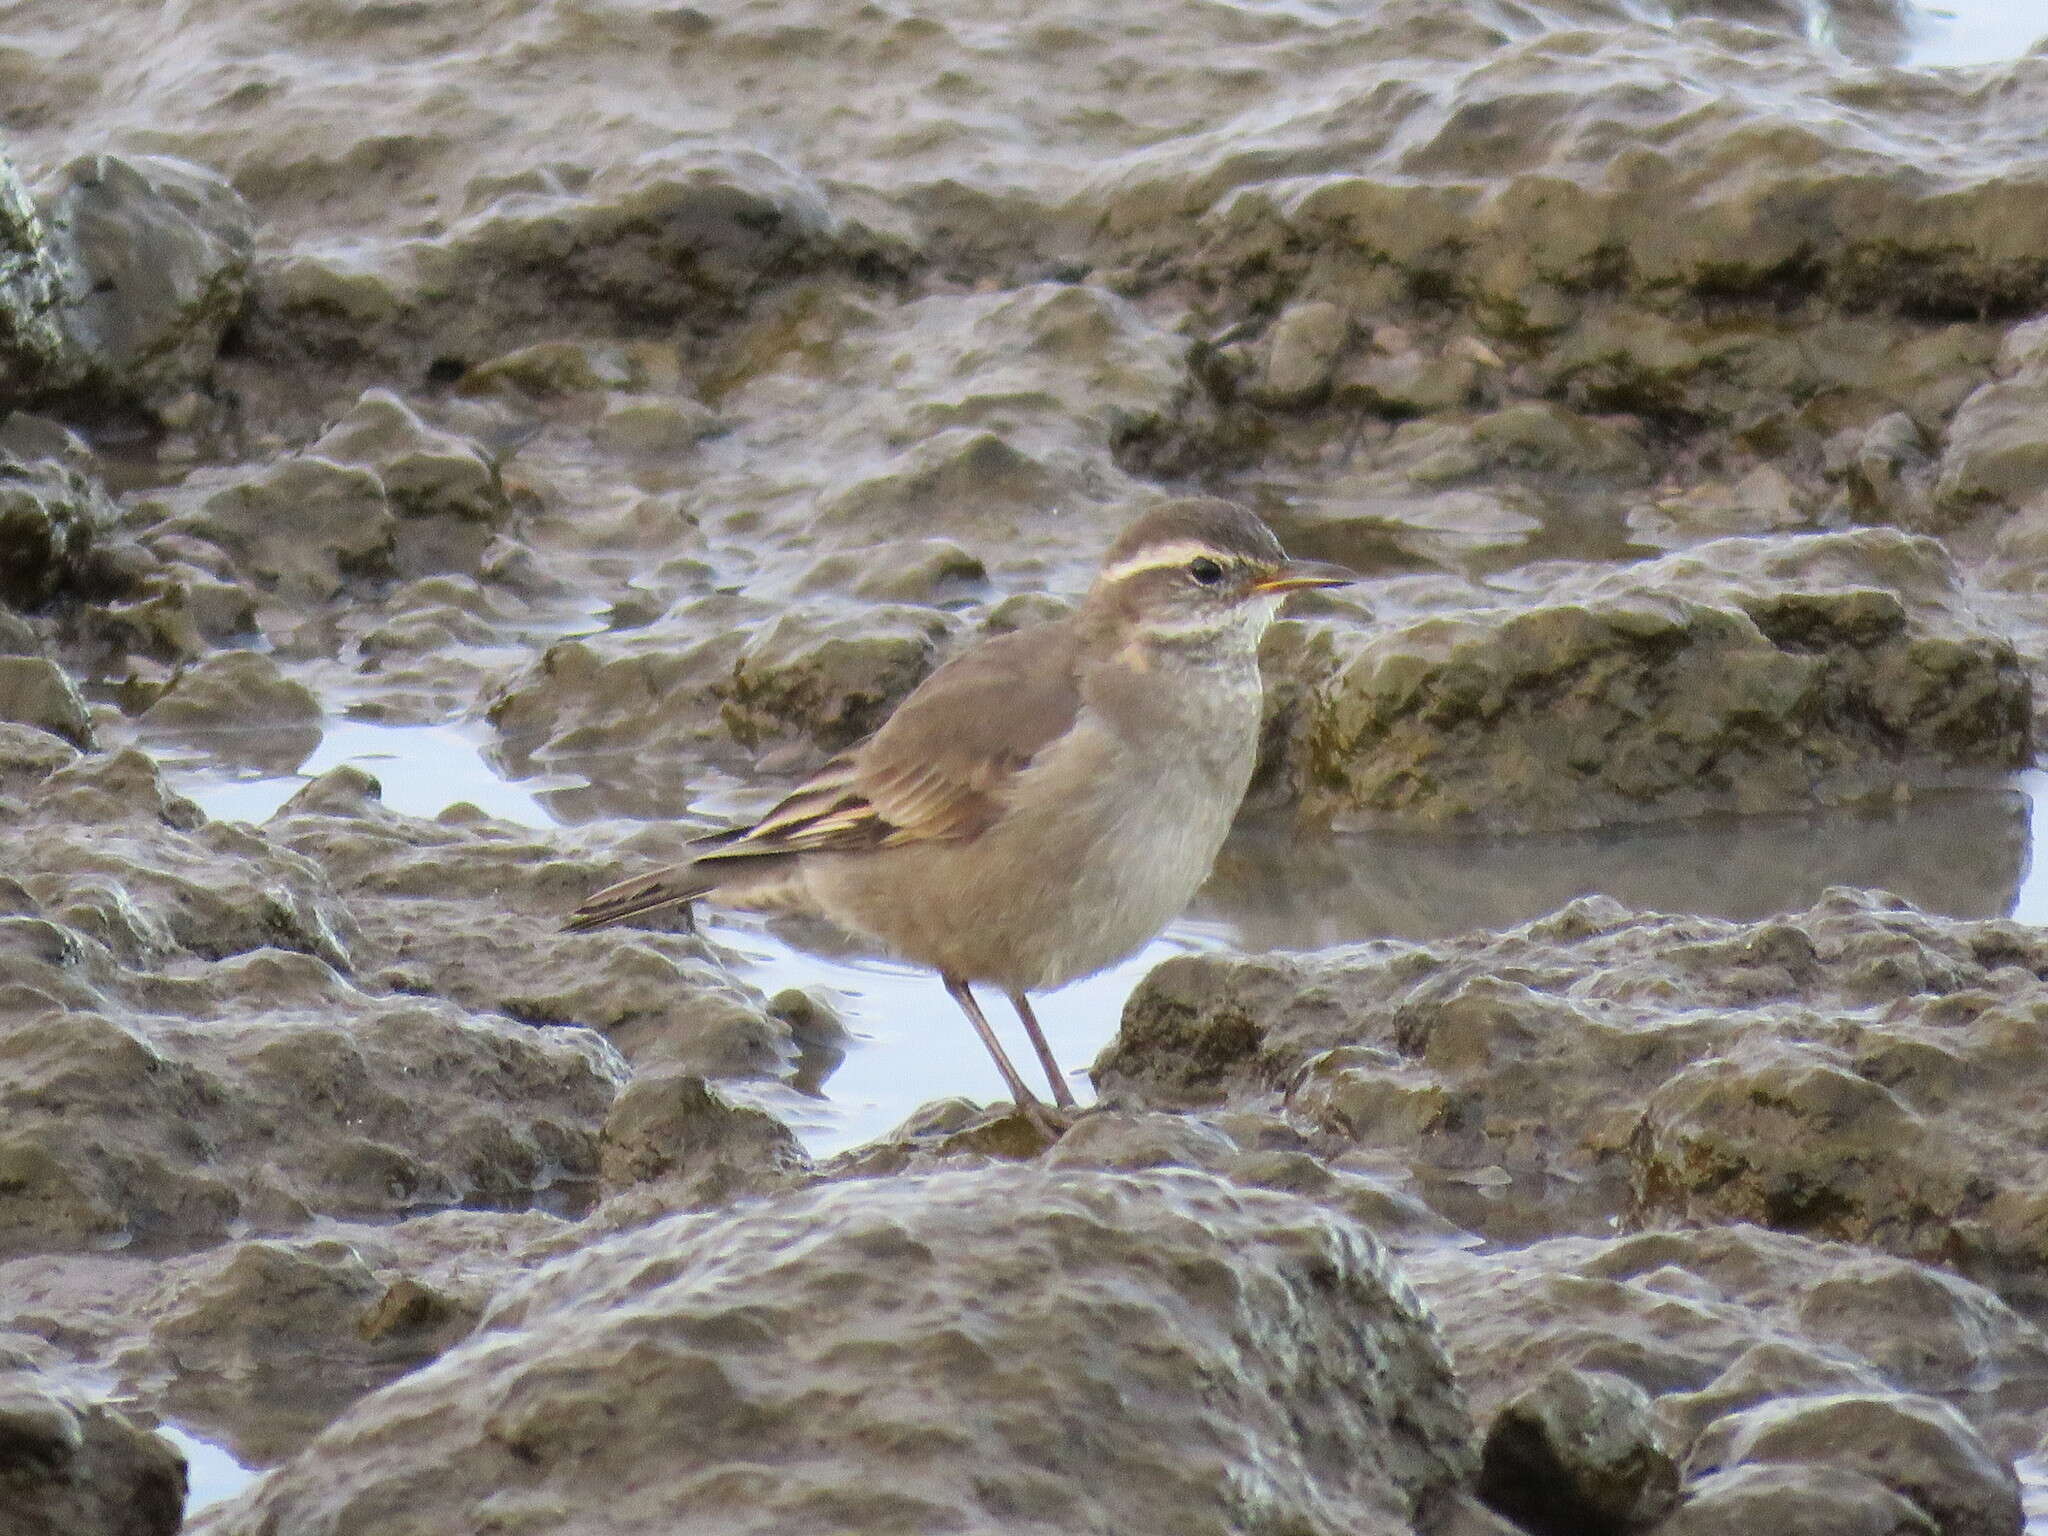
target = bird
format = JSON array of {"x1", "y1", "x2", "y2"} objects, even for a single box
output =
[{"x1": 564, "y1": 499, "x2": 1356, "y2": 1119}]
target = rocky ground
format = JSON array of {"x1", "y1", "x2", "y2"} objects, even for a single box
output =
[{"x1": 5, "y1": 0, "x2": 2048, "y2": 1531}]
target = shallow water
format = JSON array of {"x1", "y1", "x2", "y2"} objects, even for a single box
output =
[
  {"x1": 160, "y1": 1423, "x2": 255, "y2": 1519},
  {"x1": 174, "y1": 717, "x2": 2041, "y2": 1158},
  {"x1": 1906, "y1": 0, "x2": 2048, "y2": 67}
]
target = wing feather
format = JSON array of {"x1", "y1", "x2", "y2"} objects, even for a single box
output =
[{"x1": 564, "y1": 617, "x2": 1083, "y2": 931}]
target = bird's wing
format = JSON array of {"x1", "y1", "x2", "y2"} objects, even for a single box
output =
[
  {"x1": 564, "y1": 620, "x2": 1083, "y2": 932},
  {"x1": 700, "y1": 617, "x2": 1085, "y2": 861}
]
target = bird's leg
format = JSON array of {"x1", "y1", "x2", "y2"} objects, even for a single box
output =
[
  {"x1": 1007, "y1": 991, "x2": 1077, "y2": 1111},
  {"x1": 942, "y1": 974, "x2": 1042, "y2": 1112}
]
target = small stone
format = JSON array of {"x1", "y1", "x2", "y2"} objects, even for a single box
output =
[
  {"x1": 1253, "y1": 298, "x2": 1348, "y2": 406},
  {"x1": 1476, "y1": 1366, "x2": 1680, "y2": 1536},
  {"x1": 312, "y1": 389, "x2": 507, "y2": 523},
  {"x1": 0, "y1": 656, "x2": 93, "y2": 748},
  {"x1": 589, "y1": 396, "x2": 719, "y2": 455},
  {"x1": 597, "y1": 1072, "x2": 809, "y2": 1197}
]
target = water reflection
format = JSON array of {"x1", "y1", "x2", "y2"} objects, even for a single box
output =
[
  {"x1": 170, "y1": 717, "x2": 2040, "y2": 1156},
  {"x1": 1203, "y1": 787, "x2": 2030, "y2": 950}
]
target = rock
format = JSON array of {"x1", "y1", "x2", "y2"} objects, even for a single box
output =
[
  {"x1": 0, "y1": 151, "x2": 77, "y2": 402},
  {"x1": 0, "y1": 745, "x2": 626, "y2": 1259},
  {"x1": 268, "y1": 788, "x2": 797, "y2": 1079},
  {"x1": 1936, "y1": 374, "x2": 2048, "y2": 514},
  {"x1": 1629, "y1": 464, "x2": 1811, "y2": 549},
  {"x1": 140, "y1": 650, "x2": 321, "y2": 772},
  {"x1": 0, "y1": 971, "x2": 624, "y2": 1258},
  {"x1": 588, "y1": 395, "x2": 720, "y2": 456},
  {"x1": 0, "y1": 447, "x2": 116, "y2": 609},
  {"x1": 417, "y1": 140, "x2": 836, "y2": 333},
  {"x1": 131, "y1": 1229, "x2": 503, "y2": 1463},
  {"x1": 597, "y1": 1073, "x2": 810, "y2": 1205},
  {"x1": 310, "y1": 389, "x2": 507, "y2": 524},
  {"x1": 201, "y1": 1169, "x2": 1476, "y2": 1535},
  {"x1": 1251, "y1": 298, "x2": 1348, "y2": 406},
  {"x1": 0, "y1": 1369, "x2": 185, "y2": 1536},
  {"x1": 1475, "y1": 1366, "x2": 1679, "y2": 1536},
  {"x1": 1093, "y1": 12, "x2": 2048, "y2": 327},
  {"x1": 141, "y1": 650, "x2": 321, "y2": 731},
  {"x1": 175, "y1": 454, "x2": 398, "y2": 604},
  {"x1": 42, "y1": 154, "x2": 253, "y2": 410},
  {"x1": 795, "y1": 537, "x2": 988, "y2": 605},
  {"x1": 1629, "y1": 1039, "x2": 1970, "y2": 1255},
  {"x1": 1658, "y1": 1464, "x2": 1939, "y2": 1536},
  {"x1": 720, "y1": 604, "x2": 951, "y2": 751},
  {"x1": 1685, "y1": 1393, "x2": 2022, "y2": 1536},
  {"x1": 1294, "y1": 530, "x2": 2029, "y2": 831},
  {"x1": 1100, "y1": 889, "x2": 2048, "y2": 1295},
  {"x1": 1402, "y1": 1224, "x2": 2048, "y2": 1504},
  {"x1": 1842, "y1": 412, "x2": 1937, "y2": 531},
  {"x1": 0, "y1": 657, "x2": 93, "y2": 748}
]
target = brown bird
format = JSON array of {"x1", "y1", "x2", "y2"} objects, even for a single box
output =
[{"x1": 565, "y1": 499, "x2": 1355, "y2": 1116}]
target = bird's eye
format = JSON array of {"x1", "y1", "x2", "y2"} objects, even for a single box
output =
[{"x1": 1188, "y1": 557, "x2": 1225, "y2": 586}]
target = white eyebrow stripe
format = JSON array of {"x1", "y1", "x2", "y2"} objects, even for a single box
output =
[{"x1": 1097, "y1": 541, "x2": 1236, "y2": 584}]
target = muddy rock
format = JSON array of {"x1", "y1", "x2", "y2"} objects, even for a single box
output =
[
  {"x1": 0, "y1": 151, "x2": 76, "y2": 403},
  {"x1": 1685, "y1": 1393, "x2": 2022, "y2": 1536},
  {"x1": 310, "y1": 388, "x2": 507, "y2": 524},
  {"x1": 41, "y1": 153, "x2": 252, "y2": 411},
  {"x1": 138, "y1": 650, "x2": 321, "y2": 770},
  {"x1": 267, "y1": 777, "x2": 797, "y2": 1079},
  {"x1": 597, "y1": 1072, "x2": 811, "y2": 1208},
  {"x1": 1936, "y1": 348, "x2": 2048, "y2": 515},
  {"x1": 124, "y1": 1213, "x2": 574, "y2": 1463},
  {"x1": 0, "y1": 657, "x2": 93, "y2": 749},
  {"x1": 1293, "y1": 531, "x2": 2029, "y2": 831},
  {"x1": 1095, "y1": 8, "x2": 2048, "y2": 328},
  {"x1": 1657, "y1": 1464, "x2": 1939, "y2": 1536},
  {"x1": 493, "y1": 595, "x2": 954, "y2": 801},
  {"x1": 409, "y1": 140, "x2": 839, "y2": 347},
  {"x1": 720, "y1": 603, "x2": 952, "y2": 751},
  {"x1": 202, "y1": 1168, "x2": 1476, "y2": 1536},
  {"x1": 0, "y1": 1207, "x2": 577, "y2": 1468},
  {"x1": 0, "y1": 1369, "x2": 185, "y2": 1536},
  {"x1": 0, "y1": 444, "x2": 116, "y2": 610},
  {"x1": 0, "y1": 749, "x2": 625, "y2": 1258},
  {"x1": 1475, "y1": 1366, "x2": 1679, "y2": 1536},
  {"x1": 1037, "y1": 1106, "x2": 1477, "y2": 1253},
  {"x1": 1404, "y1": 1223, "x2": 2048, "y2": 1483},
  {"x1": 712, "y1": 283, "x2": 1187, "y2": 560},
  {"x1": 1098, "y1": 890, "x2": 2048, "y2": 1290},
  {"x1": 1250, "y1": 298, "x2": 1350, "y2": 407},
  {"x1": 161, "y1": 454, "x2": 398, "y2": 606},
  {"x1": 0, "y1": 962, "x2": 624, "y2": 1257}
]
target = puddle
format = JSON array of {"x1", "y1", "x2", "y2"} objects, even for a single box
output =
[
  {"x1": 168, "y1": 719, "x2": 2042, "y2": 1157},
  {"x1": 716, "y1": 921, "x2": 1217, "y2": 1156},
  {"x1": 159, "y1": 1422, "x2": 260, "y2": 1519},
  {"x1": 1905, "y1": 0, "x2": 2048, "y2": 66},
  {"x1": 171, "y1": 718, "x2": 562, "y2": 829}
]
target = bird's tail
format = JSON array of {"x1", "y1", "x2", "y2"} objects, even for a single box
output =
[{"x1": 562, "y1": 864, "x2": 715, "y2": 933}]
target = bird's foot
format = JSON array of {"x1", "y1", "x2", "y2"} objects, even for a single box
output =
[{"x1": 1015, "y1": 1097, "x2": 1077, "y2": 1144}]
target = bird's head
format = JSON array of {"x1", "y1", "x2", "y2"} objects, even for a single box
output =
[{"x1": 1084, "y1": 499, "x2": 1356, "y2": 647}]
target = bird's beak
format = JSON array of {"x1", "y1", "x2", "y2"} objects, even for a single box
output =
[{"x1": 1252, "y1": 557, "x2": 1359, "y2": 595}]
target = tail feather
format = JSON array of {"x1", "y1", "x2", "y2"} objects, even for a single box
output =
[{"x1": 562, "y1": 865, "x2": 713, "y2": 933}]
